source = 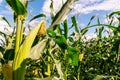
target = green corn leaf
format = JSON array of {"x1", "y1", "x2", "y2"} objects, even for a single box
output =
[
  {"x1": 5, "y1": 0, "x2": 27, "y2": 17},
  {"x1": 56, "y1": 25, "x2": 62, "y2": 35},
  {"x1": 48, "y1": 0, "x2": 75, "y2": 30},
  {"x1": 71, "y1": 16, "x2": 79, "y2": 33},
  {"x1": 87, "y1": 14, "x2": 97, "y2": 26},
  {"x1": 29, "y1": 14, "x2": 46, "y2": 22},
  {"x1": 64, "y1": 19, "x2": 69, "y2": 39},
  {"x1": 13, "y1": 20, "x2": 46, "y2": 80},
  {"x1": 97, "y1": 17, "x2": 100, "y2": 25},
  {"x1": 55, "y1": 35, "x2": 67, "y2": 49},
  {"x1": 98, "y1": 27, "x2": 104, "y2": 39},
  {"x1": 72, "y1": 52, "x2": 78, "y2": 66},
  {"x1": 109, "y1": 11, "x2": 120, "y2": 18},
  {"x1": 80, "y1": 26, "x2": 89, "y2": 36},
  {"x1": 47, "y1": 29, "x2": 56, "y2": 37},
  {"x1": 67, "y1": 47, "x2": 78, "y2": 66}
]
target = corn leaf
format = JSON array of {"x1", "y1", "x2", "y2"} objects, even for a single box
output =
[
  {"x1": 67, "y1": 47, "x2": 78, "y2": 66},
  {"x1": 48, "y1": 0, "x2": 75, "y2": 30},
  {"x1": 71, "y1": 16, "x2": 79, "y2": 33},
  {"x1": 29, "y1": 14, "x2": 46, "y2": 22},
  {"x1": 19, "y1": 0, "x2": 28, "y2": 8},
  {"x1": 55, "y1": 35, "x2": 68, "y2": 49},
  {"x1": 56, "y1": 25, "x2": 62, "y2": 35},
  {"x1": 93, "y1": 75, "x2": 107, "y2": 80},
  {"x1": 13, "y1": 20, "x2": 46, "y2": 80},
  {"x1": 47, "y1": 30, "x2": 56, "y2": 37},
  {"x1": 109, "y1": 11, "x2": 120, "y2": 18},
  {"x1": 97, "y1": 17, "x2": 100, "y2": 25},
  {"x1": 5, "y1": 0, "x2": 27, "y2": 16},
  {"x1": 98, "y1": 27, "x2": 104, "y2": 39},
  {"x1": 64, "y1": 19, "x2": 69, "y2": 39},
  {"x1": 27, "y1": 38, "x2": 48, "y2": 59},
  {"x1": 87, "y1": 15, "x2": 96, "y2": 26},
  {"x1": 80, "y1": 26, "x2": 90, "y2": 36}
]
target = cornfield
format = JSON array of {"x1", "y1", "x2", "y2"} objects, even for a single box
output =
[{"x1": 0, "y1": 0, "x2": 120, "y2": 80}]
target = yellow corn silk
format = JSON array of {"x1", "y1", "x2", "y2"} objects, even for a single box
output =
[
  {"x1": 37, "y1": 21, "x2": 46, "y2": 37},
  {"x1": 2, "y1": 61, "x2": 13, "y2": 80}
]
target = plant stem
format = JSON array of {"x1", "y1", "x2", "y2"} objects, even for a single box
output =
[
  {"x1": 20, "y1": 20, "x2": 25, "y2": 44},
  {"x1": 15, "y1": 16, "x2": 21, "y2": 55},
  {"x1": 13, "y1": 16, "x2": 21, "y2": 80},
  {"x1": 47, "y1": 56, "x2": 51, "y2": 76},
  {"x1": 45, "y1": 47, "x2": 51, "y2": 76},
  {"x1": 64, "y1": 50, "x2": 68, "y2": 80},
  {"x1": 77, "y1": 65, "x2": 80, "y2": 80}
]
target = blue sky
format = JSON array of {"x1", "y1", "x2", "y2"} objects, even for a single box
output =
[{"x1": 0, "y1": 0, "x2": 120, "y2": 37}]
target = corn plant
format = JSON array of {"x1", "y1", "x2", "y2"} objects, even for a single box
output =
[
  {"x1": 0, "y1": 0, "x2": 120, "y2": 80},
  {"x1": 0, "y1": 0, "x2": 77, "y2": 80}
]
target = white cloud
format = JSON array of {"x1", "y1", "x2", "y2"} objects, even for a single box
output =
[
  {"x1": 0, "y1": 15, "x2": 13, "y2": 46},
  {"x1": 0, "y1": 10, "x2": 13, "y2": 15},
  {"x1": 42, "y1": 0, "x2": 120, "y2": 16},
  {"x1": 42, "y1": 0, "x2": 67, "y2": 17},
  {"x1": 0, "y1": 0, "x2": 13, "y2": 15},
  {"x1": 0, "y1": 0, "x2": 2, "y2": 3},
  {"x1": 0, "y1": 16, "x2": 13, "y2": 35},
  {"x1": 28, "y1": 20, "x2": 39, "y2": 27},
  {"x1": 74, "y1": 0, "x2": 120, "y2": 14},
  {"x1": 79, "y1": 23, "x2": 85, "y2": 28},
  {"x1": 0, "y1": 18, "x2": 13, "y2": 46}
]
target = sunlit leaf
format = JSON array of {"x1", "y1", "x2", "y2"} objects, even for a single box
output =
[
  {"x1": 48, "y1": 0, "x2": 75, "y2": 30},
  {"x1": 19, "y1": 0, "x2": 28, "y2": 8},
  {"x1": 13, "y1": 20, "x2": 46, "y2": 80},
  {"x1": 93, "y1": 75, "x2": 107, "y2": 80},
  {"x1": 28, "y1": 38, "x2": 48, "y2": 59}
]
